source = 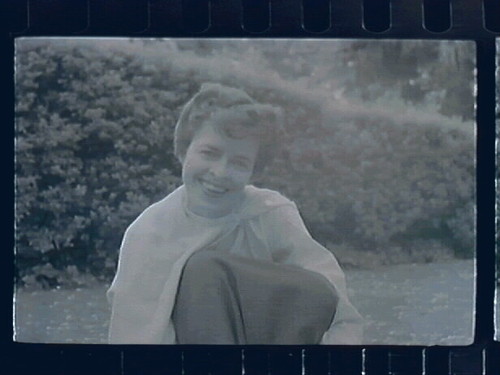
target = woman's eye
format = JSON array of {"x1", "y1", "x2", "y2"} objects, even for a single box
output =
[
  {"x1": 232, "y1": 159, "x2": 251, "y2": 170},
  {"x1": 200, "y1": 149, "x2": 218, "y2": 158}
]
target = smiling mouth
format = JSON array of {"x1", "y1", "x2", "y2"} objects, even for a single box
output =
[{"x1": 200, "y1": 180, "x2": 229, "y2": 196}]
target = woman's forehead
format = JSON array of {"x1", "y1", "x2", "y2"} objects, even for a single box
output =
[{"x1": 192, "y1": 123, "x2": 259, "y2": 155}]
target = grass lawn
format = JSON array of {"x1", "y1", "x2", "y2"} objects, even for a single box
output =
[{"x1": 14, "y1": 259, "x2": 474, "y2": 345}]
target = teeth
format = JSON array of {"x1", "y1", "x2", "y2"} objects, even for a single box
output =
[{"x1": 201, "y1": 181, "x2": 227, "y2": 194}]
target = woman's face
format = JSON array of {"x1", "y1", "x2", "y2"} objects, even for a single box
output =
[{"x1": 181, "y1": 122, "x2": 259, "y2": 218}]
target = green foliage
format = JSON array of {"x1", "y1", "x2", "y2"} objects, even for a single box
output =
[
  {"x1": 15, "y1": 39, "x2": 475, "y2": 287},
  {"x1": 15, "y1": 40, "x2": 184, "y2": 284},
  {"x1": 343, "y1": 41, "x2": 475, "y2": 121},
  {"x1": 259, "y1": 101, "x2": 474, "y2": 258}
]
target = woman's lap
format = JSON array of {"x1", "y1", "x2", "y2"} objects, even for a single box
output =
[{"x1": 172, "y1": 250, "x2": 337, "y2": 344}]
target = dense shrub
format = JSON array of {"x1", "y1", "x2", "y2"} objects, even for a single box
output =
[
  {"x1": 15, "y1": 39, "x2": 475, "y2": 286},
  {"x1": 15, "y1": 40, "x2": 186, "y2": 283},
  {"x1": 261, "y1": 111, "x2": 474, "y2": 258}
]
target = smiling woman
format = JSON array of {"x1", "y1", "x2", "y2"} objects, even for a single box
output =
[
  {"x1": 106, "y1": 82, "x2": 363, "y2": 344},
  {"x1": 14, "y1": 38, "x2": 475, "y2": 346},
  {"x1": 181, "y1": 123, "x2": 259, "y2": 218}
]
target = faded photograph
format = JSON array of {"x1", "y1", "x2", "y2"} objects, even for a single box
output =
[{"x1": 14, "y1": 38, "x2": 475, "y2": 345}]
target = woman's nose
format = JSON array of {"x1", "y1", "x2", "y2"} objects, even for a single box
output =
[{"x1": 210, "y1": 159, "x2": 230, "y2": 178}]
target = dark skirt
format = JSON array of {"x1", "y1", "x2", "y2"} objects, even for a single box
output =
[{"x1": 172, "y1": 250, "x2": 338, "y2": 344}]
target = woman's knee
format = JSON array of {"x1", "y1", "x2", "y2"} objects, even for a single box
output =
[{"x1": 296, "y1": 271, "x2": 339, "y2": 312}]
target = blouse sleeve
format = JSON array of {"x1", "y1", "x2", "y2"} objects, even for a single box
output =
[{"x1": 259, "y1": 204, "x2": 364, "y2": 345}]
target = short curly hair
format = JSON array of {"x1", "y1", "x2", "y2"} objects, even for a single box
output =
[{"x1": 174, "y1": 83, "x2": 284, "y2": 174}]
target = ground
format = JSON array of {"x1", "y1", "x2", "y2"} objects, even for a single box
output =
[
  {"x1": 13, "y1": 259, "x2": 475, "y2": 345},
  {"x1": 347, "y1": 259, "x2": 475, "y2": 345}
]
